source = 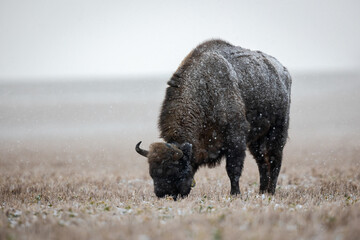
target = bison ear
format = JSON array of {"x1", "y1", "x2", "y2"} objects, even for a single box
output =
[{"x1": 180, "y1": 142, "x2": 192, "y2": 158}]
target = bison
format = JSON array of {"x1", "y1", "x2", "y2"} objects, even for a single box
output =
[{"x1": 136, "y1": 39, "x2": 291, "y2": 200}]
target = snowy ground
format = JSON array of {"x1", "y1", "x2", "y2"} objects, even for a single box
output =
[{"x1": 1, "y1": 72, "x2": 359, "y2": 239}]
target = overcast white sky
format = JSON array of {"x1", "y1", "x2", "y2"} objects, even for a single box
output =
[{"x1": 0, "y1": 0, "x2": 359, "y2": 80}]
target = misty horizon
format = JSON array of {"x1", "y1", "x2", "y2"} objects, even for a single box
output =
[{"x1": 1, "y1": 0, "x2": 359, "y2": 81}]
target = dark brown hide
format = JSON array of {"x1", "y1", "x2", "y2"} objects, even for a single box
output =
[{"x1": 137, "y1": 39, "x2": 292, "y2": 198}]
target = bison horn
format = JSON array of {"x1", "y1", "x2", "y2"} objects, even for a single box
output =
[{"x1": 135, "y1": 141, "x2": 148, "y2": 157}]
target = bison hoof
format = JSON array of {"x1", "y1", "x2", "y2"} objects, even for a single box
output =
[
  {"x1": 259, "y1": 189, "x2": 276, "y2": 195},
  {"x1": 230, "y1": 190, "x2": 241, "y2": 195}
]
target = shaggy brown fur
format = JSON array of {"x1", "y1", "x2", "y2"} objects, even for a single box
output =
[
  {"x1": 136, "y1": 39, "x2": 291, "y2": 199},
  {"x1": 148, "y1": 143, "x2": 183, "y2": 164}
]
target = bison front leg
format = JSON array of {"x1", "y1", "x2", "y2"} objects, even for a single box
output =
[{"x1": 225, "y1": 139, "x2": 246, "y2": 195}]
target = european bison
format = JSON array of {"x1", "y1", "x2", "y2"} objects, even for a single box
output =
[{"x1": 136, "y1": 39, "x2": 291, "y2": 200}]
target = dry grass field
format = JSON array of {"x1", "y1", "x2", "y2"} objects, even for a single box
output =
[{"x1": 1, "y1": 73, "x2": 359, "y2": 239}]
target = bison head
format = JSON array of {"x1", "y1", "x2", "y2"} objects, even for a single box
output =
[{"x1": 135, "y1": 141, "x2": 194, "y2": 200}]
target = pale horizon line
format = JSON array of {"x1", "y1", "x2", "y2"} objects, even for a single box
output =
[{"x1": 0, "y1": 69, "x2": 359, "y2": 83}]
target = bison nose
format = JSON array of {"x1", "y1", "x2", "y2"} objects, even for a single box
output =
[
  {"x1": 154, "y1": 187, "x2": 166, "y2": 198},
  {"x1": 155, "y1": 192, "x2": 166, "y2": 198}
]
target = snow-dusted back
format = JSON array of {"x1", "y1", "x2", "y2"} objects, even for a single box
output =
[{"x1": 160, "y1": 39, "x2": 291, "y2": 163}]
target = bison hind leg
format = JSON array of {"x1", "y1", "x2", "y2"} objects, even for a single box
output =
[
  {"x1": 249, "y1": 120, "x2": 288, "y2": 195},
  {"x1": 249, "y1": 139, "x2": 271, "y2": 194},
  {"x1": 266, "y1": 121, "x2": 288, "y2": 194}
]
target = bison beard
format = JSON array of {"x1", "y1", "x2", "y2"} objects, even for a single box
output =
[{"x1": 136, "y1": 39, "x2": 292, "y2": 200}]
